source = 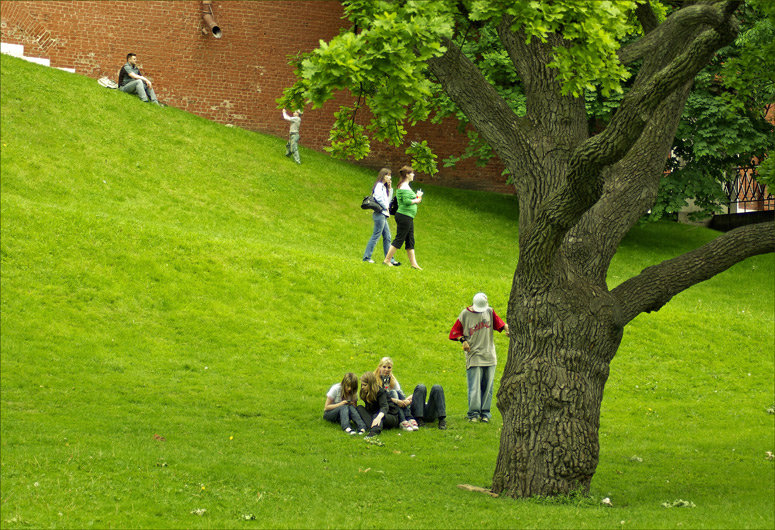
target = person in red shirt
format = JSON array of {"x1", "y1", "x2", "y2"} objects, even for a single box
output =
[{"x1": 449, "y1": 292, "x2": 509, "y2": 423}]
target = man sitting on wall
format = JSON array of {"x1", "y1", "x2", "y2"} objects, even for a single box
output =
[{"x1": 118, "y1": 53, "x2": 161, "y2": 106}]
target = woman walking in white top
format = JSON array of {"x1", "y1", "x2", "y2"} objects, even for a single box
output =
[{"x1": 362, "y1": 168, "x2": 400, "y2": 265}]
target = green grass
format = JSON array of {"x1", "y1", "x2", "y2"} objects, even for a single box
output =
[{"x1": 1, "y1": 55, "x2": 773, "y2": 529}]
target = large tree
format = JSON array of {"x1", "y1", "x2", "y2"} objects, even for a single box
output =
[{"x1": 282, "y1": 0, "x2": 775, "y2": 497}]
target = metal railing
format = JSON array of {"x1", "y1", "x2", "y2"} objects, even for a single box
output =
[{"x1": 724, "y1": 166, "x2": 774, "y2": 212}]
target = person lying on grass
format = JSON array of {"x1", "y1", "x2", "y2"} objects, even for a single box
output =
[
  {"x1": 375, "y1": 356, "x2": 418, "y2": 431},
  {"x1": 323, "y1": 372, "x2": 367, "y2": 435},
  {"x1": 356, "y1": 371, "x2": 400, "y2": 438}
]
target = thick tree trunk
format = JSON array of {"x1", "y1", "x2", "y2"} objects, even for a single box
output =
[
  {"x1": 492, "y1": 270, "x2": 623, "y2": 497},
  {"x1": 426, "y1": 0, "x2": 745, "y2": 499}
]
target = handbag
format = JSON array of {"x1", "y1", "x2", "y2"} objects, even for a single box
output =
[
  {"x1": 388, "y1": 195, "x2": 398, "y2": 216},
  {"x1": 361, "y1": 195, "x2": 382, "y2": 212}
]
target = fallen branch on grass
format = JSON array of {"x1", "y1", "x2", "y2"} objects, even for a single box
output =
[{"x1": 457, "y1": 484, "x2": 499, "y2": 497}]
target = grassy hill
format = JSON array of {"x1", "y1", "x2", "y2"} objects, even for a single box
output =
[{"x1": 1, "y1": 55, "x2": 773, "y2": 529}]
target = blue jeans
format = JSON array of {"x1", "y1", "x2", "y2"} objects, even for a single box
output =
[
  {"x1": 363, "y1": 212, "x2": 391, "y2": 261},
  {"x1": 323, "y1": 405, "x2": 366, "y2": 431},
  {"x1": 388, "y1": 389, "x2": 414, "y2": 423},
  {"x1": 466, "y1": 365, "x2": 495, "y2": 420},
  {"x1": 119, "y1": 79, "x2": 158, "y2": 102}
]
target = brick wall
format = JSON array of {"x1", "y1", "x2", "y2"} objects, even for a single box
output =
[{"x1": 0, "y1": 0, "x2": 510, "y2": 193}]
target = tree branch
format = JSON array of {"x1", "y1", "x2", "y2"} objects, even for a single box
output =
[
  {"x1": 635, "y1": 1, "x2": 659, "y2": 34},
  {"x1": 618, "y1": 2, "x2": 730, "y2": 65},
  {"x1": 611, "y1": 222, "x2": 775, "y2": 325},
  {"x1": 427, "y1": 37, "x2": 531, "y2": 170},
  {"x1": 560, "y1": 84, "x2": 693, "y2": 285},
  {"x1": 518, "y1": 3, "x2": 740, "y2": 284}
]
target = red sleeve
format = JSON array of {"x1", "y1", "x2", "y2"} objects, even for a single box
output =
[
  {"x1": 449, "y1": 319, "x2": 464, "y2": 340},
  {"x1": 492, "y1": 310, "x2": 506, "y2": 332}
]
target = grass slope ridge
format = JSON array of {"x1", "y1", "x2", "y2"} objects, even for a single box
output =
[{"x1": 1, "y1": 56, "x2": 773, "y2": 529}]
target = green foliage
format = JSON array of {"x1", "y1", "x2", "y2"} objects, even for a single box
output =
[
  {"x1": 470, "y1": 0, "x2": 640, "y2": 97},
  {"x1": 285, "y1": 0, "x2": 772, "y2": 220},
  {"x1": 282, "y1": 0, "x2": 649, "y2": 174},
  {"x1": 2, "y1": 55, "x2": 774, "y2": 529},
  {"x1": 281, "y1": 0, "x2": 456, "y2": 173},
  {"x1": 649, "y1": 1, "x2": 775, "y2": 221},
  {"x1": 405, "y1": 140, "x2": 438, "y2": 176},
  {"x1": 325, "y1": 106, "x2": 371, "y2": 160},
  {"x1": 718, "y1": 0, "x2": 775, "y2": 111},
  {"x1": 756, "y1": 155, "x2": 774, "y2": 187}
]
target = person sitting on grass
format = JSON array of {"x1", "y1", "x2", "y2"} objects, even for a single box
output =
[
  {"x1": 386, "y1": 358, "x2": 448, "y2": 430},
  {"x1": 375, "y1": 357, "x2": 417, "y2": 431},
  {"x1": 118, "y1": 53, "x2": 161, "y2": 106},
  {"x1": 323, "y1": 372, "x2": 367, "y2": 435},
  {"x1": 356, "y1": 371, "x2": 399, "y2": 438}
]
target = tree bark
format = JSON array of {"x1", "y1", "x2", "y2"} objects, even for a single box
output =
[
  {"x1": 488, "y1": 1, "x2": 745, "y2": 498},
  {"x1": 492, "y1": 268, "x2": 623, "y2": 496}
]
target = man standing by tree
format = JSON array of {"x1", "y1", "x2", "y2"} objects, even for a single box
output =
[
  {"x1": 282, "y1": 108, "x2": 302, "y2": 164},
  {"x1": 118, "y1": 53, "x2": 160, "y2": 106},
  {"x1": 449, "y1": 292, "x2": 510, "y2": 424}
]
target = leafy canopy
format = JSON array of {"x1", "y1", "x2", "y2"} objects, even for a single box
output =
[
  {"x1": 281, "y1": 0, "x2": 772, "y2": 214},
  {"x1": 469, "y1": 0, "x2": 640, "y2": 97},
  {"x1": 280, "y1": 0, "x2": 646, "y2": 175},
  {"x1": 652, "y1": 0, "x2": 774, "y2": 219}
]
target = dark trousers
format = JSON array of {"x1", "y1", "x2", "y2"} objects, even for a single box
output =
[
  {"x1": 356, "y1": 405, "x2": 400, "y2": 435},
  {"x1": 410, "y1": 384, "x2": 446, "y2": 422},
  {"x1": 391, "y1": 212, "x2": 415, "y2": 250}
]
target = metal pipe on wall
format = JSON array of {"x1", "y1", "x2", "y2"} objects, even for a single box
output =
[{"x1": 201, "y1": 1, "x2": 222, "y2": 38}]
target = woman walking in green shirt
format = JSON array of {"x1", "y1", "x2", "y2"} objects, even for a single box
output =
[{"x1": 383, "y1": 166, "x2": 424, "y2": 269}]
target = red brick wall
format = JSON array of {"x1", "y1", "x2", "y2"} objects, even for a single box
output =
[{"x1": 0, "y1": 0, "x2": 510, "y2": 193}]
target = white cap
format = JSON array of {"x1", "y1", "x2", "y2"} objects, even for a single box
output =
[{"x1": 472, "y1": 292, "x2": 489, "y2": 313}]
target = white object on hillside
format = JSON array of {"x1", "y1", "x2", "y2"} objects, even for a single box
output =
[
  {"x1": 1, "y1": 42, "x2": 24, "y2": 57},
  {"x1": 1, "y1": 42, "x2": 75, "y2": 73},
  {"x1": 98, "y1": 76, "x2": 118, "y2": 89},
  {"x1": 21, "y1": 55, "x2": 50, "y2": 66}
]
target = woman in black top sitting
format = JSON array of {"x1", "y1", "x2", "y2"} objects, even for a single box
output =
[{"x1": 356, "y1": 371, "x2": 400, "y2": 438}]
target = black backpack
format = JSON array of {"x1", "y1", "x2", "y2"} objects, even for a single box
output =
[{"x1": 388, "y1": 195, "x2": 398, "y2": 216}]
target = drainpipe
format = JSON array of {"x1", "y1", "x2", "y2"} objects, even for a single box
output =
[{"x1": 201, "y1": 1, "x2": 222, "y2": 38}]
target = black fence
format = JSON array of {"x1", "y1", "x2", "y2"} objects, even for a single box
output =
[{"x1": 724, "y1": 166, "x2": 774, "y2": 211}]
